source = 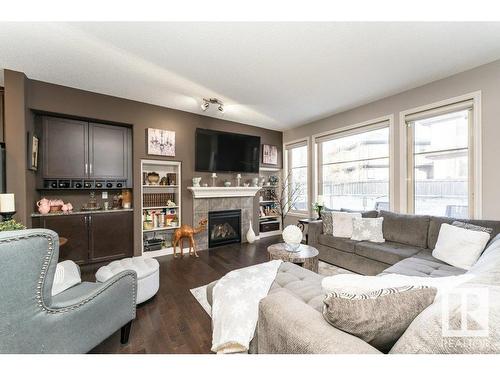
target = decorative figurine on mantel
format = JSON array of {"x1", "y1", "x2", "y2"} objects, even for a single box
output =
[
  {"x1": 172, "y1": 218, "x2": 208, "y2": 258},
  {"x1": 236, "y1": 173, "x2": 242, "y2": 187}
]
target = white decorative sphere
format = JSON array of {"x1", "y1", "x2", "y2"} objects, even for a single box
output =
[{"x1": 282, "y1": 225, "x2": 303, "y2": 245}]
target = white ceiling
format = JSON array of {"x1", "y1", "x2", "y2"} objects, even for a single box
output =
[{"x1": 1, "y1": 22, "x2": 500, "y2": 130}]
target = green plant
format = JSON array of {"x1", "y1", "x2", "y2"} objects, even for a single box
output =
[{"x1": 0, "y1": 219, "x2": 26, "y2": 232}]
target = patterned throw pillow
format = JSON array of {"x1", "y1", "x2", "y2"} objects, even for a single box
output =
[
  {"x1": 322, "y1": 211, "x2": 333, "y2": 235},
  {"x1": 323, "y1": 285, "x2": 437, "y2": 352},
  {"x1": 452, "y1": 221, "x2": 493, "y2": 236},
  {"x1": 351, "y1": 217, "x2": 385, "y2": 243},
  {"x1": 331, "y1": 212, "x2": 362, "y2": 238}
]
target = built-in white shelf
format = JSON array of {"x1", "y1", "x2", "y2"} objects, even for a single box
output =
[
  {"x1": 143, "y1": 225, "x2": 181, "y2": 233},
  {"x1": 260, "y1": 215, "x2": 280, "y2": 219},
  {"x1": 141, "y1": 159, "x2": 182, "y2": 257},
  {"x1": 143, "y1": 205, "x2": 179, "y2": 210},
  {"x1": 142, "y1": 185, "x2": 179, "y2": 188},
  {"x1": 259, "y1": 166, "x2": 281, "y2": 172}
]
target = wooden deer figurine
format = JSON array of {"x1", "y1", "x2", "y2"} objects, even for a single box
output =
[{"x1": 172, "y1": 218, "x2": 208, "y2": 258}]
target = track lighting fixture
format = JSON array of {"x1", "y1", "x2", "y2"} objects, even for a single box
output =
[{"x1": 201, "y1": 98, "x2": 224, "y2": 113}]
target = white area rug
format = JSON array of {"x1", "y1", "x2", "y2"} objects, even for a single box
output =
[
  {"x1": 190, "y1": 284, "x2": 212, "y2": 316},
  {"x1": 189, "y1": 261, "x2": 353, "y2": 317}
]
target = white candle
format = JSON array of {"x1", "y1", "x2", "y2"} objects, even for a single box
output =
[
  {"x1": 0, "y1": 194, "x2": 15, "y2": 213},
  {"x1": 317, "y1": 195, "x2": 324, "y2": 206},
  {"x1": 236, "y1": 174, "x2": 241, "y2": 179},
  {"x1": 211, "y1": 173, "x2": 217, "y2": 178}
]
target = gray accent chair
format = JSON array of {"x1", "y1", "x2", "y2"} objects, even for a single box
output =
[{"x1": 0, "y1": 229, "x2": 137, "y2": 353}]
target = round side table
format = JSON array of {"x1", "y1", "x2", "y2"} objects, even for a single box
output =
[{"x1": 267, "y1": 243, "x2": 319, "y2": 273}]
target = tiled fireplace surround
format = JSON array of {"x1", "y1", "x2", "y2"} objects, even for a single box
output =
[{"x1": 193, "y1": 197, "x2": 255, "y2": 250}]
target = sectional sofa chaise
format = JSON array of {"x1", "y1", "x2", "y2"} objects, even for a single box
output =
[{"x1": 207, "y1": 211, "x2": 500, "y2": 354}]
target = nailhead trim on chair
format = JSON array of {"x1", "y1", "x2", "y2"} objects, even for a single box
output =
[{"x1": 0, "y1": 232, "x2": 137, "y2": 315}]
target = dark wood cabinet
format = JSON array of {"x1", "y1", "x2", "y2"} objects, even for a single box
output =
[
  {"x1": 32, "y1": 211, "x2": 133, "y2": 265},
  {"x1": 32, "y1": 214, "x2": 89, "y2": 264},
  {"x1": 90, "y1": 211, "x2": 133, "y2": 262},
  {"x1": 89, "y1": 123, "x2": 130, "y2": 180},
  {"x1": 40, "y1": 116, "x2": 131, "y2": 184},
  {"x1": 42, "y1": 117, "x2": 88, "y2": 179}
]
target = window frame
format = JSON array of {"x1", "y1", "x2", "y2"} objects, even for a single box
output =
[
  {"x1": 284, "y1": 138, "x2": 310, "y2": 216},
  {"x1": 312, "y1": 115, "x2": 395, "y2": 212},
  {"x1": 400, "y1": 92, "x2": 482, "y2": 219}
]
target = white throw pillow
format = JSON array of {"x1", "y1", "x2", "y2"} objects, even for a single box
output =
[
  {"x1": 331, "y1": 212, "x2": 362, "y2": 238},
  {"x1": 432, "y1": 223, "x2": 490, "y2": 270},
  {"x1": 321, "y1": 273, "x2": 474, "y2": 299},
  {"x1": 351, "y1": 217, "x2": 385, "y2": 243},
  {"x1": 51, "y1": 260, "x2": 81, "y2": 296}
]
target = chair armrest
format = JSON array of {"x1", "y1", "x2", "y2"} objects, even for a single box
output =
[
  {"x1": 49, "y1": 270, "x2": 137, "y2": 311},
  {"x1": 257, "y1": 291, "x2": 381, "y2": 354},
  {"x1": 308, "y1": 220, "x2": 323, "y2": 246}
]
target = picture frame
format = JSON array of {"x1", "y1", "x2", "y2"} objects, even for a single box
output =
[
  {"x1": 262, "y1": 144, "x2": 278, "y2": 165},
  {"x1": 27, "y1": 132, "x2": 39, "y2": 171},
  {"x1": 147, "y1": 128, "x2": 175, "y2": 157}
]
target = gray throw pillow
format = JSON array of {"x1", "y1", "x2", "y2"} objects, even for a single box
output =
[
  {"x1": 323, "y1": 285, "x2": 437, "y2": 352},
  {"x1": 452, "y1": 221, "x2": 493, "y2": 236},
  {"x1": 322, "y1": 211, "x2": 333, "y2": 235}
]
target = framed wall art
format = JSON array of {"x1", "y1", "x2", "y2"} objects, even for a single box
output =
[
  {"x1": 262, "y1": 144, "x2": 278, "y2": 165},
  {"x1": 147, "y1": 128, "x2": 175, "y2": 157},
  {"x1": 27, "y1": 132, "x2": 39, "y2": 171}
]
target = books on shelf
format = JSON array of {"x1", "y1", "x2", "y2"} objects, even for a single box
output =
[{"x1": 143, "y1": 192, "x2": 176, "y2": 208}]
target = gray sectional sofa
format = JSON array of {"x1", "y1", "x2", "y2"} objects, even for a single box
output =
[
  {"x1": 207, "y1": 211, "x2": 500, "y2": 353},
  {"x1": 309, "y1": 210, "x2": 500, "y2": 276}
]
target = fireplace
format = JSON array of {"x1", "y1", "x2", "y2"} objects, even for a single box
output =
[{"x1": 208, "y1": 209, "x2": 241, "y2": 248}]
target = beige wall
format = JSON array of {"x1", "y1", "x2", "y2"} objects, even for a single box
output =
[{"x1": 284, "y1": 59, "x2": 500, "y2": 220}]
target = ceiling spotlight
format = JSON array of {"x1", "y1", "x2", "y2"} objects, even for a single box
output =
[
  {"x1": 201, "y1": 98, "x2": 224, "y2": 113},
  {"x1": 201, "y1": 99, "x2": 210, "y2": 111}
]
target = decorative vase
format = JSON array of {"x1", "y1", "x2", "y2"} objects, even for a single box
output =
[
  {"x1": 282, "y1": 225, "x2": 303, "y2": 252},
  {"x1": 192, "y1": 177, "x2": 201, "y2": 187},
  {"x1": 246, "y1": 221, "x2": 256, "y2": 243},
  {"x1": 37, "y1": 198, "x2": 51, "y2": 214}
]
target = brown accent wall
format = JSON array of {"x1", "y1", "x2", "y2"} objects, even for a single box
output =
[
  {"x1": 3, "y1": 70, "x2": 282, "y2": 255},
  {"x1": 3, "y1": 70, "x2": 38, "y2": 223}
]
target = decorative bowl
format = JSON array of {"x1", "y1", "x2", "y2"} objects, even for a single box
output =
[
  {"x1": 147, "y1": 172, "x2": 160, "y2": 185},
  {"x1": 49, "y1": 205, "x2": 63, "y2": 213},
  {"x1": 285, "y1": 243, "x2": 301, "y2": 252}
]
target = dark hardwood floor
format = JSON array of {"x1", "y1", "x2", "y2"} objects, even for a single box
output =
[{"x1": 84, "y1": 235, "x2": 279, "y2": 354}]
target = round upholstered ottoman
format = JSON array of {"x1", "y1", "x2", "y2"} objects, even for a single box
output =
[{"x1": 96, "y1": 257, "x2": 160, "y2": 304}]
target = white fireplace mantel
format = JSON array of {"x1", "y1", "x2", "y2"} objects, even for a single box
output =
[{"x1": 187, "y1": 186, "x2": 261, "y2": 199}]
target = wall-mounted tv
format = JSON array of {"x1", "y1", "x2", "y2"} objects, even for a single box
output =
[{"x1": 195, "y1": 128, "x2": 260, "y2": 173}]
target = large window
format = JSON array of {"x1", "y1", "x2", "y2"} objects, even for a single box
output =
[
  {"x1": 316, "y1": 122, "x2": 390, "y2": 211},
  {"x1": 406, "y1": 102, "x2": 473, "y2": 218},
  {"x1": 286, "y1": 142, "x2": 308, "y2": 212}
]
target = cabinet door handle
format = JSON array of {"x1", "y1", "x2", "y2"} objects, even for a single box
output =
[
  {"x1": 88, "y1": 215, "x2": 92, "y2": 225},
  {"x1": 84, "y1": 216, "x2": 88, "y2": 224},
  {"x1": 85, "y1": 163, "x2": 88, "y2": 175},
  {"x1": 89, "y1": 163, "x2": 92, "y2": 175}
]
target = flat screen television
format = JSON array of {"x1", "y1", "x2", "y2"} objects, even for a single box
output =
[{"x1": 195, "y1": 128, "x2": 260, "y2": 173}]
